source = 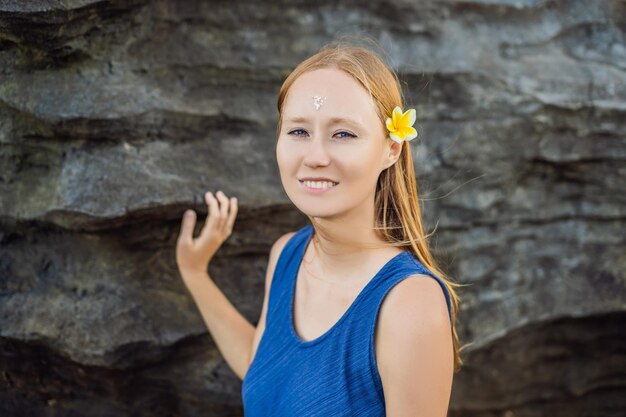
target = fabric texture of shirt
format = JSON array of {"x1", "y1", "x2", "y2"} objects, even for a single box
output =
[{"x1": 241, "y1": 224, "x2": 452, "y2": 416}]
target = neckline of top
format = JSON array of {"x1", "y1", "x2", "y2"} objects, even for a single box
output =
[{"x1": 288, "y1": 225, "x2": 410, "y2": 347}]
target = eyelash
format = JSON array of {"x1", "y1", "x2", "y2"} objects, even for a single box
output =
[{"x1": 287, "y1": 129, "x2": 356, "y2": 139}]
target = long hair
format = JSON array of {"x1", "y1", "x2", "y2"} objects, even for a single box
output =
[{"x1": 276, "y1": 39, "x2": 466, "y2": 372}]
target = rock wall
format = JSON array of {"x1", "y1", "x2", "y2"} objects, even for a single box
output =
[{"x1": 1, "y1": 0, "x2": 624, "y2": 416}]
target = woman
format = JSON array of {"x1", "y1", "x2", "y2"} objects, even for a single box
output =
[{"x1": 176, "y1": 42, "x2": 464, "y2": 416}]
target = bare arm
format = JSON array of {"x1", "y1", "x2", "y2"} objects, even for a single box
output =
[
  {"x1": 177, "y1": 190, "x2": 253, "y2": 379},
  {"x1": 176, "y1": 189, "x2": 297, "y2": 380},
  {"x1": 376, "y1": 274, "x2": 454, "y2": 416},
  {"x1": 184, "y1": 271, "x2": 255, "y2": 380},
  {"x1": 183, "y1": 231, "x2": 295, "y2": 381}
]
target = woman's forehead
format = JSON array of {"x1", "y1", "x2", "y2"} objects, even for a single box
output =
[
  {"x1": 285, "y1": 82, "x2": 376, "y2": 123},
  {"x1": 288, "y1": 68, "x2": 372, "y2": 103}
]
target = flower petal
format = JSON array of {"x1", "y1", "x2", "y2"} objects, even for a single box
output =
[
  {"x1": 398, "y1": 108, "x2": 413, "y2": 128},
  {"x1": 400, "y1": 109, "x2": 411, "y2": 125},
  {"x1": 407, "y1": 109, "x2": 416, "y2": 126},
  {"x1": 386, "y1": 117, "x2": 394, "y2": 132},
  {"x1": 404, "y1": 127, "x2": 418, "y2": 141},
  {"x1": 392, "y1": 106, "x2": 402, "y2": 127},
  {"x1": 389, "y1": 132, "x2": 404, "y2": 143}
]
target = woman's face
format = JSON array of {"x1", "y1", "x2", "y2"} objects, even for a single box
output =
[{"x1": 276, "y1": 67, "x2": 398, "y2": 220}]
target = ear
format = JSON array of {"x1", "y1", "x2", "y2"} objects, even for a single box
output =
[{"x1": 383, "y1": 136, "x2": 403, "y2": 169}]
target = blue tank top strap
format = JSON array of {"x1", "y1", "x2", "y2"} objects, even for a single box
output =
[
  {"x1": 395, "y1": 252, "x2": 454, "y2": 324},
  {"x1": 265, "y1": 224, "x2": 313, "y2": 330}
]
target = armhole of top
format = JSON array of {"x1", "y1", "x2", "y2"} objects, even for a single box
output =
[
  {"x1": 368, "y1": 270, "x2": 453, "y2": 404},
  {"x1": 431, "y1": 274, "x2": 453, "y2": 325},
  {"x1": 407, "y1": 259, "x2": 453, "y2": 325}
]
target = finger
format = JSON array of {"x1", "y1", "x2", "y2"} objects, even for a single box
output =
[
  {"x1": 224, "y1": 196, "x2": 238, "y2": 235},
  {"x1": 203, "y1": 191, "x2": 213, "y2": 227},
  {"x1": 178, "y1": 210, "x2": 196, "y2": 245},
  {"x1": 204, "y1": 191, "x2": 216, "y2": 224},
  {"x1": 204, "y1": 191, "x2": 219, "y2": 232},
  {"x1": 216, "y1": 191, "x2": 229, "y2": 225}
]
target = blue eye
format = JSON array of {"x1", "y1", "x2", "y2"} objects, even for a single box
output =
[
  {"x1": 336, "y1": 131, "x2": 356, "y2": 139},
  {"x1": 288, "y1": 129, "x2": 356, "y2": 139},
  {"x1": 288, "y1": 129, "x2": 307, "y2": 136}
]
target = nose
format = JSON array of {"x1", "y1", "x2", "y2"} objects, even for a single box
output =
[{"x1": 303, "y1": 134, "x2": 331, "y2": 167}]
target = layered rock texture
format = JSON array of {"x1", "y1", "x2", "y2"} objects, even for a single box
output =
[{"x1": 1, "y1": 0, "x2": 625, "y2": 416}]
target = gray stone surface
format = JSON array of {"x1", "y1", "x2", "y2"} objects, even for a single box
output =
[{"x1": 1, "y1": 0, "x2": 624, "y2": 416}]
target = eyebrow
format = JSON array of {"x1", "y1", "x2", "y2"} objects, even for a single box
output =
[{"x1": 284, "y1": 116, "x2": 364, "y2": 129}]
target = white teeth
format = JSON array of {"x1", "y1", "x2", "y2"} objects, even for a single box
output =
[{"x1": 303, "y1": 180, "x2": 337, "y2": 189}]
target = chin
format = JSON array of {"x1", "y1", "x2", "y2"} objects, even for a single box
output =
[{"x1": 291, "y1": 201, "x2": 332, "y2": 218}]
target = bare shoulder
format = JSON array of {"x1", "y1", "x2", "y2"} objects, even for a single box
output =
[
  {"x1": 378, "y1": 274, "x2": 451, "y2": 331},
  {"x1": 375, "y1": 274, "x2": 453, "y2": 416}
]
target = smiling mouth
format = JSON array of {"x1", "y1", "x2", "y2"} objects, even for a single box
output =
[{"x1": 299, "y1": 179, "x2": 339, "y2": 190}]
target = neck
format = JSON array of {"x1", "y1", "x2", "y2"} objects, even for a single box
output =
[{"x1": 305, "y1": 200, "x2": 398, "y2": 284}]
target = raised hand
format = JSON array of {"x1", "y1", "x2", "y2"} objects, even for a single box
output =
[{"x1": 176, "y1": 190, "x2": 238, "y2": 278}]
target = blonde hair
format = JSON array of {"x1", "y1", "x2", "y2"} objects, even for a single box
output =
[{"x1": 276, "y1": 38, "x2": 467, "y2": 372}]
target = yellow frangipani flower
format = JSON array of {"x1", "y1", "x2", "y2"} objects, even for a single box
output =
[{"x1": 385, "y1": 106, "x2": 418, "y2": 143}]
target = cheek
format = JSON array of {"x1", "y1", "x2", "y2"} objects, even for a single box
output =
[
  {"x1": 275, "y1": 140, "x2": 289, "y2": 167},
  {"x1": 276, "y1": 140, "x2": 298, "y2": 179},
  {"x1": 340, "y1": 149, "x2": 380, "y2": 177}
]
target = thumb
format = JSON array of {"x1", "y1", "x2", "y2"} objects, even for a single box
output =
[{"x1": 178, "y1": 210, "x2": 197, "y2": 244}]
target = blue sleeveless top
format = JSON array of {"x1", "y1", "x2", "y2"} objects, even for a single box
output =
[{"x1": 241, "y1": 224, "x2": 452, "y2": 416}]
